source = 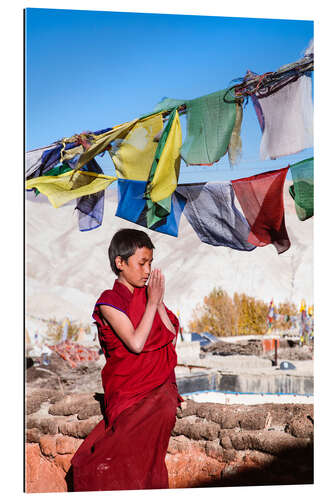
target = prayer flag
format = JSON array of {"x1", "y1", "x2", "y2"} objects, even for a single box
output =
[
  {"x1": 75, "y1": 159, "x2": 106, "y2": 231},
  {"x1": 26, "y1": 170, "x2": 116, "y2": 208},
  {"x1": 176, "y1": 182, "x2": 255, "y2": 251},
  {"x1": 144, "y1": 109, "x2": 182, "y2": 228},
  {"x1": 251, "y1": 74, "x2": 313, "y2": 160},
  {"x1": 147, "y1": 109, "x2": 182, "y2": 203},
  {"x1": 289, "y1": 157, "x2": 314, "y2": 221},
  {"x1": 115, "y1": 178, "x2": 186, "y2": 237},
  {"x1": 71, "y1": 119, "x2": 139, "y2": 172},
  {"x1": 110, "y1": 113, "x2": 163, "y2": 181},
  {"x1": 154, "y1": 88, "x2": 237, "y2": 166},
  {"x1": 231, "y1": 167, "x2": 291, "y2": 254}
]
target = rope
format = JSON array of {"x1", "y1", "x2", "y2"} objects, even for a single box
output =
[{"x1": 232, "y1": 53, "x2": 313, "y2": 99}]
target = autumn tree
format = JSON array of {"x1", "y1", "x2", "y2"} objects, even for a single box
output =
[
  {"x1": 189, "y1": 288, "x2": 235, "y2": 336},
  {"x1": 234, "y1": 293, "x2": 269, "y2": 335},
  {"x1": 189, "y1": 288, "x2": 270, "y2": 336}
]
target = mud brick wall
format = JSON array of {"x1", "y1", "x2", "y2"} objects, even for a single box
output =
[{"x1": 25, "y1": 389, "x2": 313, "y2": 492}]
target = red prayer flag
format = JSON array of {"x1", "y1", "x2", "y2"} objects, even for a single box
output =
[{"x1": 231, "y1": 166, "x2": 290, "y2": 254}]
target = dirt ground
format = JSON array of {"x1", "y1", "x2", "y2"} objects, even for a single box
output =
[
  {"x1": 25, "y1": 338, "x2": 313, "y2": 395},
  {"x1": 25, "y1": 351, "x2": 104, "y2": 394}
]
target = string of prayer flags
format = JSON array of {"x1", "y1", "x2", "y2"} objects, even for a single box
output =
[
  {"x1": 176, "y1": 182, "x2": 255, "y2": 251},
  {"x1": 289, "y1": 157, "x2": 314, "y2": 221},
  {"x1": 26, "y1": 49, "x2": 314, "y2": 241},
  {"x1": 231, "y1": 166, "x2": 291, "y2": 254},
  {"x1": 115, "y1": 178, "x2": 186, "y2": 237}
]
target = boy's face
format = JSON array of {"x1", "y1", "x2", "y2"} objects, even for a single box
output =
[{"x1": 116, "y1": 246, "x2": 153, "y2": 292}]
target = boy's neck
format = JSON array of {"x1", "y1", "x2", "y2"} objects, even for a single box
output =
[{"x1": 117, "y1": 276, "x2": 134, "y2": 294}]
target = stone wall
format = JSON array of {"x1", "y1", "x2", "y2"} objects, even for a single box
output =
[{"x1": 25, "y1": 388, "x2": 313, "y2": 492}]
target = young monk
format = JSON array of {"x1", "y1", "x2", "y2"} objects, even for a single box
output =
[{"x1": 71, "y1": 228, "x2": 182, "y2": 491}]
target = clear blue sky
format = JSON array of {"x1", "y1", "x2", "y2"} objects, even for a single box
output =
[{"x1": 25, "y1": 8, "x2": 313, "y2": 182}]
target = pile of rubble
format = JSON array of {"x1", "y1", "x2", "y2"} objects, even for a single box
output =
[
  {"x1": 202, "y1": 338, "x2": 313, "y2": 361},
  {"x1": 47, "y1": 340, "x2": 100, "y2": 368},
  {"x1": 203, "y1": 339, "x2": 263, "y2": 357}
]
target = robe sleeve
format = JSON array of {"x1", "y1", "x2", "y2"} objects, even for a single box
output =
[
  {"x1": 164, "y1": 304, "x2": 179, "y2": 337},
  {"x1": 92, "y1": 289, "x2": 129, "y2": 327}
]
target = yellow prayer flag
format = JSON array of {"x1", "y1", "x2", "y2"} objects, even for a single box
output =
[
  {"x1": 300, "y1": 299, "x2": 307, "y2": 312},
  {"x1": 70, "y1": 119, "x2": 139, "y2": 172},
  {"x1": 149, "y1": 110, "x2": 182, "y2": 203},
  {"x1": 26, "y1": 170, "x2": 117, "y2": 208},
  {"x1": 110, "y1": 113, "x2": 163, "y2": 181},
  {"x1": 61, "y1": 144, "x2": 85, "y2": 163}
]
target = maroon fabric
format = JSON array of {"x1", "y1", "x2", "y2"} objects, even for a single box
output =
[
  {"x1": 91, "y1": 280, "x2": 180, "y2": 428},
  {"x1": 71, "y1": 378, "x2": 179, "y2": 491},
  {"x1": 71, "y1": 280, "x2": 182, "y2": 491},
  {"x1": 231, "y1": 167, "x2": 291, "y2": 254}
]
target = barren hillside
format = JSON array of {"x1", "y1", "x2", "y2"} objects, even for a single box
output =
[{"x1": 25, "y1": 182, "x2": 313, "y2": 334}]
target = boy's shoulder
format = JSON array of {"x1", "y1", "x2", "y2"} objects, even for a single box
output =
[
  {"x1": 97, "y1": 289, "x2": 113, "y2": 300},
  {"x1": 96, "y1": 288, "x2": 120, "y2": 305},
  {"x1": 95, "y1": 281, "x2": 131, "y2": 311}
]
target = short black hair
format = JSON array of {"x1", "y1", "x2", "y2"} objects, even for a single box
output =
[{"x1": 108, "y1": 228, "x2": 155, "y2": 275}]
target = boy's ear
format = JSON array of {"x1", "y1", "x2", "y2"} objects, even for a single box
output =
[{"x1": 115, "y1": 256, "x2": 124, "y2": 271}]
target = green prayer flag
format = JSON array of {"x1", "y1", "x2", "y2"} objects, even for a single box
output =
[
  {"x1": 153, "y1": 88, "x2": 236, "y2": 165},
  {"x1": 289, "y1": 157, "x2": 314, "y2": 221},
  {"x1": 146, "y1": 197, "x2": 172, "y2": 228}
]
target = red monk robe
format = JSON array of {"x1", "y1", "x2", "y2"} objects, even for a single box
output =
[{"x1": 71, "y1": 279, "x2": 182, "y2": 491}]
